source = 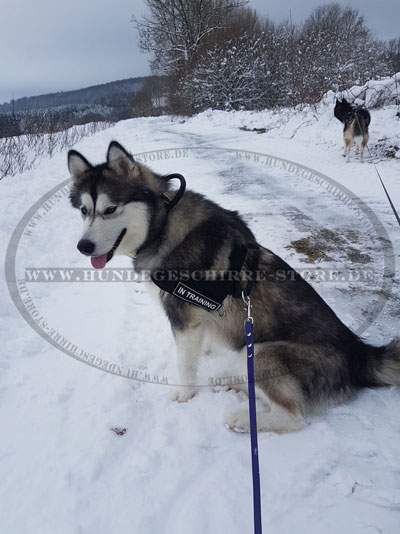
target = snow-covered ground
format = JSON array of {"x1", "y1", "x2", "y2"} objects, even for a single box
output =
[{"x1": 1, "y1": 96, "x2": 400, "y2": 533}]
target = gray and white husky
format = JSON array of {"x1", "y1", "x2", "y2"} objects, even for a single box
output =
[
  {"x1": 69, "y1": 141, "x2": 400, "y2": 433},
  {"x1": 334, "y1": 97, "x2": 371, "y2": 163}
]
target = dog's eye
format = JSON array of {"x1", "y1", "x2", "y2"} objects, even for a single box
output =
[
  {"x1": 104, "y1": 206, "x2": 117, "y2": 215},
  {"x1": 80, "y1": 206, "x2": 87, "y2": 216}
]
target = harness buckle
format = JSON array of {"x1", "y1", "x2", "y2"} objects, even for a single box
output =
[{"x1": 160, "y1": 193, "x2": 171, "y2": 205}]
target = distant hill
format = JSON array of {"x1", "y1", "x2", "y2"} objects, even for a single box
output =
[
  {"x1": 0, "y1": 76, "x2": 162, "y2": 138},
  {"x1": 0, "y1": 77, "x2": 147, "y2": 113}
]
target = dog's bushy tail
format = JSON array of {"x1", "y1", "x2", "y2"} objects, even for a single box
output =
[{"x1": 373, "y1": 339, "x2": 400, "y2": 386}]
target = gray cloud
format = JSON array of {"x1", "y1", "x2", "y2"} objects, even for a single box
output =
[{"x1": 0, "y1": 0, "x2": 150, "y2": 103}]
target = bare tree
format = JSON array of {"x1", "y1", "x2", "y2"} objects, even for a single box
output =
[
  {"x1": 133, "y1": 0, "x2": 248, "y2": 74},
  {"x1": 385, "y1": 37, "x2": 400, "y2": 74},
  {"x1": 295, "y1": 3, "x2": 388, "y2": 103}
]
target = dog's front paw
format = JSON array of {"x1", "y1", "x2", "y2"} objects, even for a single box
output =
[
  {"x1": 170, "y1": 387, "x2": 196, "y2": 403},
  {"x1": 225, "y1": 410, "x2": 250, "y2": 433}
]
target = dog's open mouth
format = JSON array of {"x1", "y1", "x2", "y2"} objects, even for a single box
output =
[{"x1": 91, "y1": 228, "x2": 127, "y2": 269}]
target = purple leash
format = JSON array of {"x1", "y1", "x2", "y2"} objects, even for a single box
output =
[{"x1": 243, "y1": 292, "x2": 262, "y2": 534}]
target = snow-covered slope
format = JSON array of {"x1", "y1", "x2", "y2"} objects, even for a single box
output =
[{"x1": 1, "y1": 96, "x2": 399, "y2": 533}]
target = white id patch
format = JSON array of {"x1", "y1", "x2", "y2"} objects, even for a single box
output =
[{"x1": 172, "y1": 283, "x2": 222, "y2": 311}]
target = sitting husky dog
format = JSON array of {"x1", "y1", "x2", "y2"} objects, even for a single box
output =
[
  {"x1": 68, "y1": 141, "x2": 399, "y2": 433},
  {"x1": 334, "y1": 97, "x2": 371, "y2": 163}
]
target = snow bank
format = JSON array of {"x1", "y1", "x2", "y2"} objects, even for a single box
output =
[{"x1": 341, "y1": 72, "x2": 400, "y2": 108}]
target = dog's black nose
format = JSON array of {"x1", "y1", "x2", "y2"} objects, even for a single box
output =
[{"x1": 77, "y1": 239, "x2": 95, "y2": 255}]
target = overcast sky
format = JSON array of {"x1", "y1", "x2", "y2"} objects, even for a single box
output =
[{"x1": 0, "y1": 0, "x2": 399, "y2": 104}]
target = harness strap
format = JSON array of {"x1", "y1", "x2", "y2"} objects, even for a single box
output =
[
  {"x1": 232, "y1": 245, "x2": 260, "y2": 298},
  {"x1": 161, "y1": 173, "x2": 186, "y2": 211},
  {"x1": 135, "y1": 173, "x2": 187, "y2": 256},
  {"x1": 150, "y1": 243, "x2": 259, "y2": 312},
  {"x1": 138, "y1": 172, "x2": 262, "y2": 305}
]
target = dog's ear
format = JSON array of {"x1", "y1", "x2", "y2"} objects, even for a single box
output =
[
  {"x1": 107, "y1": 141, "x2": 139, "y2": 178},
  {"x1": 68, "y1": 150, "x2": 92, "y2": 180}
]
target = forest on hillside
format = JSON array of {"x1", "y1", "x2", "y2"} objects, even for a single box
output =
[{"x1": 132, "y1": 1, "x2": 400, "y2": 114}]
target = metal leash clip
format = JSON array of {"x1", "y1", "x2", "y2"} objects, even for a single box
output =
[{"x1": 242, "y1": 290, "x2": 253, "y2": 325}]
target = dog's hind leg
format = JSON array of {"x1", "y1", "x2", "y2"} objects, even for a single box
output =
[
  {"x1": 360, "y1": 134, "x2": 368, "y2": 163},
  {"x1": 225, "y1": 342, "x2": 306, "y2": 433},
  {"x1": 170, "y1": 323, "x2": 205, "y2": 402},
  {"x1": 344, "y1": 122, "x2": 355, "y2": 162},
  {"x1": 354, "y1": 136, "x2": 364, "y2": 163},
  {"x1": 344, "y1": 137, "x2": 352, "y2": 162},
  {"x1": 225, "y1": 385, "x2": 305, "y2": 434}
]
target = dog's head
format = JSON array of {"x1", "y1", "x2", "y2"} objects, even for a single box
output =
[
  {"x1": 334, "y1": 97, "x2": 352, "y2": 123},
  {"x1": 69, "y1": 141, "x2": 166, "y2": 268}
]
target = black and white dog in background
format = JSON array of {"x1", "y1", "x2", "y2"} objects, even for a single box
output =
[
  {"x1": 334, "y1": 97, "x2": 371, "y2": 163},
  {"x1": 68, "y1": 141, "x2": 399, "y2": 433}
]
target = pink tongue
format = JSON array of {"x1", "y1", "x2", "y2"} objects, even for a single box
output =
[{"x1": 91, "y1": 254, "x2": 108, "y2": 269}]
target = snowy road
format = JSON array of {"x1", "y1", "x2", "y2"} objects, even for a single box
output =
[{"x1": 1, "y1": 110, "x2": 399, "y2": 533}]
